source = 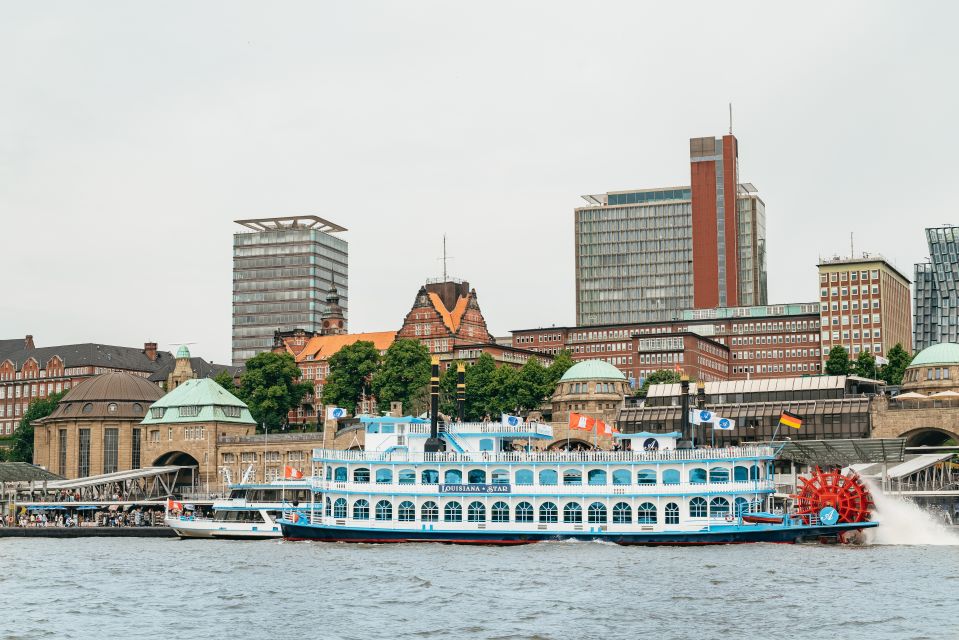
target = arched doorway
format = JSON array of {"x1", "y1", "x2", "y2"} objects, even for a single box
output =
[
  {"x1": 902, "y1": 428, "x2": 959, "y2": 448},
  {"x1": 152, "y1": 451, "x2": 201, "y2": 492},
  {"x1": 548, "y1": 438, "x2": 595, "y2": 451}
]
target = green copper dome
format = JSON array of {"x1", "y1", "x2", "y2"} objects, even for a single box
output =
[
  {"x1": 560, "y1": 359, "x2": 627, "y2": 382},
  {"x1": 909, "y1": 343, "x2": 959, "y2": 367},
  {"x1": 176, "y1": 345, "x2": 191, "y2": 359}
]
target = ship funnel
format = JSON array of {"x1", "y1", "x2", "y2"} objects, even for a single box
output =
[
  {"x1": 425, "y1": 356, "x2": 445, "y2": 452},
  {"x1": 456, "y1": 362, "x2": 466, "y2": 422}
]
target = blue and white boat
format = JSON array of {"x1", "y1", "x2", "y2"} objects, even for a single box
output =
[{"x1": 279, "y1": 416, "x2": 877, "y2": 545}]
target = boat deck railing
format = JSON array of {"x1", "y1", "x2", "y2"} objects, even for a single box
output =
[{"x1": 310, "y1": 478, "x2": 777, "y2": 495}]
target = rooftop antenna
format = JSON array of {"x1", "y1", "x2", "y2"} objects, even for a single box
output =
[
  {"x1": 850, "y1": 232, "x2": 855, "y2": 259},
  {"x1": 437, "y1": 234, "x2": 454, "y2": 281}
]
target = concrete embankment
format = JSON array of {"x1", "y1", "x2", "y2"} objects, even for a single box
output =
[{"x1": 0, "y1": 527, "x2": 176, "y2": 538}]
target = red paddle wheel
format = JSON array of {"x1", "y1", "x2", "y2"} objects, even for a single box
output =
[{"x1": 793, "y1": 467, "x2": 873, "y2": 524}]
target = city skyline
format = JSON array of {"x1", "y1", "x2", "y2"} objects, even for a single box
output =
[{"x1": 3, "y1": 2, "x2": 957, "y2": 364}]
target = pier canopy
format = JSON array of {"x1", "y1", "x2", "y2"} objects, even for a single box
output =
[
  {"x1": 8, "y1": 465, "x2": 195, "y2": 504},
  {"x1": 772, "y1": 438, "x2": 905, "y2": 466}
]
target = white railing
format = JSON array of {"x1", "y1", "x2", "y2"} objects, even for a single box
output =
[
  {"x1": 312, "y1": 446, "x2": 774, "y2": 464},
  {"x1": 310, "y1": 479, "x2": 776, "y2": 495},
  {"x1": 404, "y1": 422, "x2": 554, "y2": 437}
]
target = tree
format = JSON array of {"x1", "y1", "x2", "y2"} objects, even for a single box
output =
[
  {"x1": 212, "y1": 370, "x2": 237, "y2": 394},
  {"x1": 545, "y1": 350, "x2": 574, "y2": 390},
  {"x1": 825, "y1": 345, "x2": 851, "y2": 376},
  {"x1": 9, "y1": 391, "x2": 66, "y2": 463},
  {"x1": 853, "y1": 351, "x2": 877, "y2": 378},
  {"x1": 635, "y1": 370, "x2": 682, "y2": 398},
  {"x1": 488, "y1": 364, "x2": 521, "y2": 416},
  {"x1": 372, "y1": 339, "x2": 431, "y2": 415},
  {"x1": 438, "y1": 361, "x2": 461, "y2": 418},
  {"x1": 514, "y1": 357, "x2": 550, "y2": 412},
  {"x1": 238, "y1": 352, "x2": 313, "y2": 431},
  {"x1": 880, "y1": 343, "x2": 912, "y2": 385},
  {"x1": 321, "y1": 341, "x2": 381, "y2": 414},
  {"x1": 464, "y1": 353, "x2": 497, "y2": 420}
]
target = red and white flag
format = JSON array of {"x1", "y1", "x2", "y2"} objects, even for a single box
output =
[
  {"x1": 568, "y1": 412, "x2": 596, "y2": 432},
  {"x1": 598, "y1": 420, "x2": 618, "y2": 436},
  {"x1": 284, "y1": 466, "x2": 304, "y2": 480},
  {"x1": 166, "y1": 498, "x2": 184, "y2": 511}
]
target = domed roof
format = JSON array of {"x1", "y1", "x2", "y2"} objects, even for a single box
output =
[
  {"x1": 909, "y1": 343, "x2": 959, "y2": 367},
  {"x1": 560, "y1": 359, "x2": 627, "y2": 382},
  {"x1": 176, "y1": 345, "x2": 191, "y2": 359},
  {"x1": 61, "y1": 371, "x2": 164, "y2": 403}
]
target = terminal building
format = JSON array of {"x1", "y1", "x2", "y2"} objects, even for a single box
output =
[{"x1": 914, "y1": 225, "x2": 959, "y2": 351}]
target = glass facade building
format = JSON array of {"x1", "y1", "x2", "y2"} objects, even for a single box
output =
[
  {"x1": 915, "y1": 226, "x2": 959, "y2": 351},
  {"x1": 232, "y1": 217, "x2": 348, "y2": 365}
]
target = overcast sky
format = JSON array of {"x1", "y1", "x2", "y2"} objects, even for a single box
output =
[{"x1": 2, "y1": 1, "x2": 957, "y2": 364}]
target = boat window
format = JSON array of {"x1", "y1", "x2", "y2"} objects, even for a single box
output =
[
  {"x1": 636, "y1": 469, "x2": 657, "y2": 485},
  {"x1": 515, "y1": 502, "x2": 534, "y2": 523},
  {"x1": 734, "y1": 497, "x2": 750, "y2": 516},
  {"x1": 665, "y1": 502, "x2": 679, "y2": 525},
  {"x1": 444, "y1": 470, "x2": 462, "y2": 484},
  {"x1": 709, "y1": 468, "x2": 730, "y2": 483},
  {"x1": 334, "y1": 467, "x2": 348, "y2": 482},
  {"x1": 353, "y1": 468, "x2": 370, "y2": 483},
  {"x1": 709, "y1": 497, "x2": 730, "y2": 517},
  {"x1": 376, "y1": 469, "x2": 393, "y2": 484},
  {"x1": 750, "y1": 465, "x2": 760, "y2": 481},
  {"x1": 352, "y1": 499, "x2": 369, "y2": 520},
  {"x1": 468, "y1": 469, "x2": 487, "y2": 484},
  {"x1": 398, "y1": 501, "x2": 415, "y2": 521},
  {"x1": 612, "y1": 470, "x2": 631, "y2": 486},
  {"x1": 662, "y1": 469, "x2": 680, "y2": 485},
  {"x1": 587, "y1": 502, "x2": 607, "y2": 524},
  {"x1": 612, "y1": 502, "x2": 632, "y2": 524},
  {"x1": 637, "y1": 502, "x2": 657, "y2": 524},
  {"x1": 563, "y1": 502, "x2": 583, "y2": 523},
  {"x1": 366, "y1": 423, "x2": 379, "y2": 434},
  {"x1": 324, "y1": 497, "x2": 331, "y2": 517},
  {"x1": 333, "y1": 498, "x2": 347, "y2": 519},
  {"x1": 375, "y1": 500, "x2": 393, "y2": 521},
  {"x1": 515, "y1": 469, "x2": 534, "y2": 485},
  {"x1": 380, "y1": 424, "x2": 395, "y2": 434},
  {"x1": 734, "y1": 465, "x2": 749, "y2": 482},
  {"x1": 587, "y1": 469, "x2": 607, "y2": 486},
  {"x1": 562, "y1": 470, "x2": 582, "y2": 486},
  {"x1": 421, "y1": 469, "x2": 439, "y2": 484},
  {"x1": 325, "y1": 467, "x2": 332, "y2": 481},
  {"x1": 421, "y1": 501, "x2": 439, "y2": 522},
  {"x1": 491, "y1": 501, "x2": 509, "y2": 523},
  {"x1": 444, "y1": 501, "x2": 462, "y2": 522},
  {"x1": 398, "y1": 469, "x2": 416, "y2": 485},
  {"x1": 689, "y1": 468, "x2": 707, "y2": 484},
  {"x1": 479, "y1": 438, "x2": 494, "y2": 451},
  {"x1": 491, "y1": 469, "x2": 510, "y2": 485},
  {"x1": 689, "y1": 497, "x2": 708, "y2": 518},
  {"x1": 539, "y1": 502, "x2": 558, "y2": 523},
  {"x1": 538, "y1": 469, "x2": 558, "y2": 486},
  {"x1": 467, "y1": 501, "x2": 486, "y2": 522},
  {"x1": 229, "y1": 489, "x2": 244, "y2": 499}
]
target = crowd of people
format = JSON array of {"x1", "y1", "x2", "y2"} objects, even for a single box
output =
[{"x1": 1, "y1": 507, "x2": 165, "y2": 528}]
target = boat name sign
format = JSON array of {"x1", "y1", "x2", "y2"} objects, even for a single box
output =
[{"x1": 439, "y1": 484, "x2": 511, "y2": 494}]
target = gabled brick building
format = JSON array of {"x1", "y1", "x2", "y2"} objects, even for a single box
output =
[{"x1": 396, "y1": 280, "x2": 493, "y2": 354}]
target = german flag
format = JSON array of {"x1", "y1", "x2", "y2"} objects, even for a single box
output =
[{"x1": 779, "y1": 410, "x2": 803, "y2": 430}]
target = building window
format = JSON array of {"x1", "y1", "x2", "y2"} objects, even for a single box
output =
[
  {"x1": 58, "y1": 429, "x2": 67, "y2": 476},
  {"x1": 150, "y1": 407, "x2": 165, "y2": 419},
  {"x1": 222, "y1": 406, "x2": 241, "y2": 418},
  {"x1": 102, "y1": 428, "x2": 119, "y2": 474},
  {"x1": 78, "y1": 428, "x2": 90, "y2": 477},
  {"x1": 131, "y1": 428, "x2": 141, "y2": 470},
  {"x1": 179, "y1": 405, "x2": 200, "y2": 418}
]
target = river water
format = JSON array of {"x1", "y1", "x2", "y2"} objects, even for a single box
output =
[{"x1": 1, "y1": 537, "x2": 957, "y2": 640}]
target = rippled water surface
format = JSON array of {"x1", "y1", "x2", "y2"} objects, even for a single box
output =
[{"x1": 1, "y1": 538, "x2": 957, "y2": 640}]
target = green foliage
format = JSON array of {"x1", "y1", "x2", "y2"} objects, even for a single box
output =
[
  {"x1": 438, "y1": 362, "x2": 460, "y2": 417},
  {"x1": 464, "y1": 353, "x2": 498, "y2": 420},
  {"x1": 635, "y1": 370, "x2": 682, "y2": 397},
  {"x1": 514, "y1": 357, "x2": 550, "y2": 412},
  {"x1": 238, "y1": 352, "x2": 312, "y2": 431},
  {"x1": 10, "y1": 391, "x2": 66, "y2": 463},
  {"x1": 545, "y1": 350, "x2": 574, "y2": 388},
  {"x1": 853, "y1": 351, "x2": 877, "y2": 378},
  {"x1": 372, "y1": 339, "x2": 431, "y2": 415},
  {"x1": 825, "y1": 345, "x2": 851, "y2": 376},
  {"x1": 321, "y1": 341, "x2": 381, "y2": 414},
  {"x1": 879, "y1": 343, "x2": 912, "y2": 385},
  {"x1": 212, "y1": 370, "x2": 237, "y2": 394}
]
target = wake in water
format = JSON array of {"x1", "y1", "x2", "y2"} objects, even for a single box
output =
[{"x1": 863, "y1": 479, "x2": 959, "y2": 546}]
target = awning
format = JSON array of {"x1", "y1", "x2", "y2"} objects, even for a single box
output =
[{"x1": 773, "y1": 438, "x2": 905, "y2": 466}]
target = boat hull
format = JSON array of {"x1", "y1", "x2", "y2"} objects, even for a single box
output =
[{"x1": 166, "y1": 517, "x2": 282, "y2": 540}]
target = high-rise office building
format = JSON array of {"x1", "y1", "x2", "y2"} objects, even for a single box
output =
[
  {"x1": 915, "y1": 225, "x2": 959, "y2": 351},
  {"x1": 575, "y1": 134, "x2": 766, "y2": 326},
  {"x1": 232, "y1": 216, "x2": 348, "y2": 366}
]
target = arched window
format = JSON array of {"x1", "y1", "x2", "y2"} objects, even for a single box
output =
[
  {"x1": 491, "y1": 501, "x2": 509, "y2": 522},
  {"x1": 352, "y1": 499, "x2": 369, "y2": 520},
  {"x1": 733, "y1": 465, "x2": 749, "y2": 482},
  {"x1": 353, "y1": 468, "x2": 370, "y2": 483},
  {"x1": 333, "y1": 498, "x2": 347, "y2": 519},
  {"x1": 398, "y1": 501, "x2": 415, "y2": 521},
  {"x1": 665, "y1": 502, "x2": 679, "y2": 525},
  {"x1": 467, "y1": 501, "x2": 486, "y2": 522},
  {"x1": 444, "y1": 501, "x2": 462, "y2": 522},
  {"x1": 587, "y1": 502, "x2": 607, "y2": 524},
  {"x1": 709, "y1": 468, "x2": 730, "y2": 483},
  {"x1": 612, "y1": 469, "x2": 631, "y2": 485},
  {"x1": 421, "y1": 469, "x2": 439, "y2": 484},
  {"x1": 479, "y1": 438, "x2": 494, "y2": 451},
  {"x1": 636, "y1": 469, "x2": 657, "y2": 485},
  {"x1": 398, "y1": 469, "x2": 416, "y2": 485},
  {"x1": 375, "y1": 500, "x2": 392, "y2": 521},
  {"x1": 515, "y1": 502, "x2": 534, "y2": 523},
  {"x1": 324, "y1": 497, "x2": 331, "y2": 517},
  {"x1": 587, "y1": 469, "x2": 607, "y2": 486},
  {"x1": 375, "y1": 469, "x2": 393, "y2": 484},
  {"x1": 734, "y1": 497, "x2": 750, "y2": 516},
  {"x1": 662, "y1": 469, "x2": 680, "y2": 485},
  {"x1": 637, "y1": 502, "x2": 657, "y2": 524},
  {"x1": 515, "y1": 469, "x2": 534, "y2": 485},
  {"x1": 468, "y1": 469, "x2": 487, "y2": 484},
  {"x1": 444, "y1": 469, "x2": 462, "y2": 484},
  {"x1": 325, "y1": 466, "x2": 332, "y2": 481},
  {"x1": 334, "y1": 467, "x2": 347, "y2": 482},
  {"x1": 563, "y1": 502, "x2": 583, "y2": 523},
  {"x1": 421, "y1": 501, "x2": 439, "y2": 522},
  {"x1": 690, "y1": 497, "x2": 708, "y2": 518},
  {"x1": 710, "y1": 497, "x2": 730, "y2": 518},
  {"x1": 491, "y1": 469, "x2": 510, "y2": 485},
  {"x1": 539, "y1": 469, "x2": 558, "y2": 486},
  {"x1": 612, "y1": 502, "x2": 632, "y2": 524},
  {"x1": 563, "y1": 470, "x2": 582, "y2": 486},
  {"x1": 539, "y1": 502, "x2": 558, "y2": 523},
  {"x1": 689, "y1": 468, "x2": 707, "y2": 484},
  {"x1": 750, "y1": 465, "x2": 760, "y2": 481}
]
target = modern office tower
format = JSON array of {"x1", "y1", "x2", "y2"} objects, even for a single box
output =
[
  {"x1": 575, "y1": 134, "x2": 766, "y2": 326},
  {"x1": 817, "y1": 254, "x2": 912, "y2": 363},
  {"x1": 915, "y1": 225, "x2": 959, "y2": 351},
  {"x1": 232, "y1": 216, "x2": 348, "y2": 366}
]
